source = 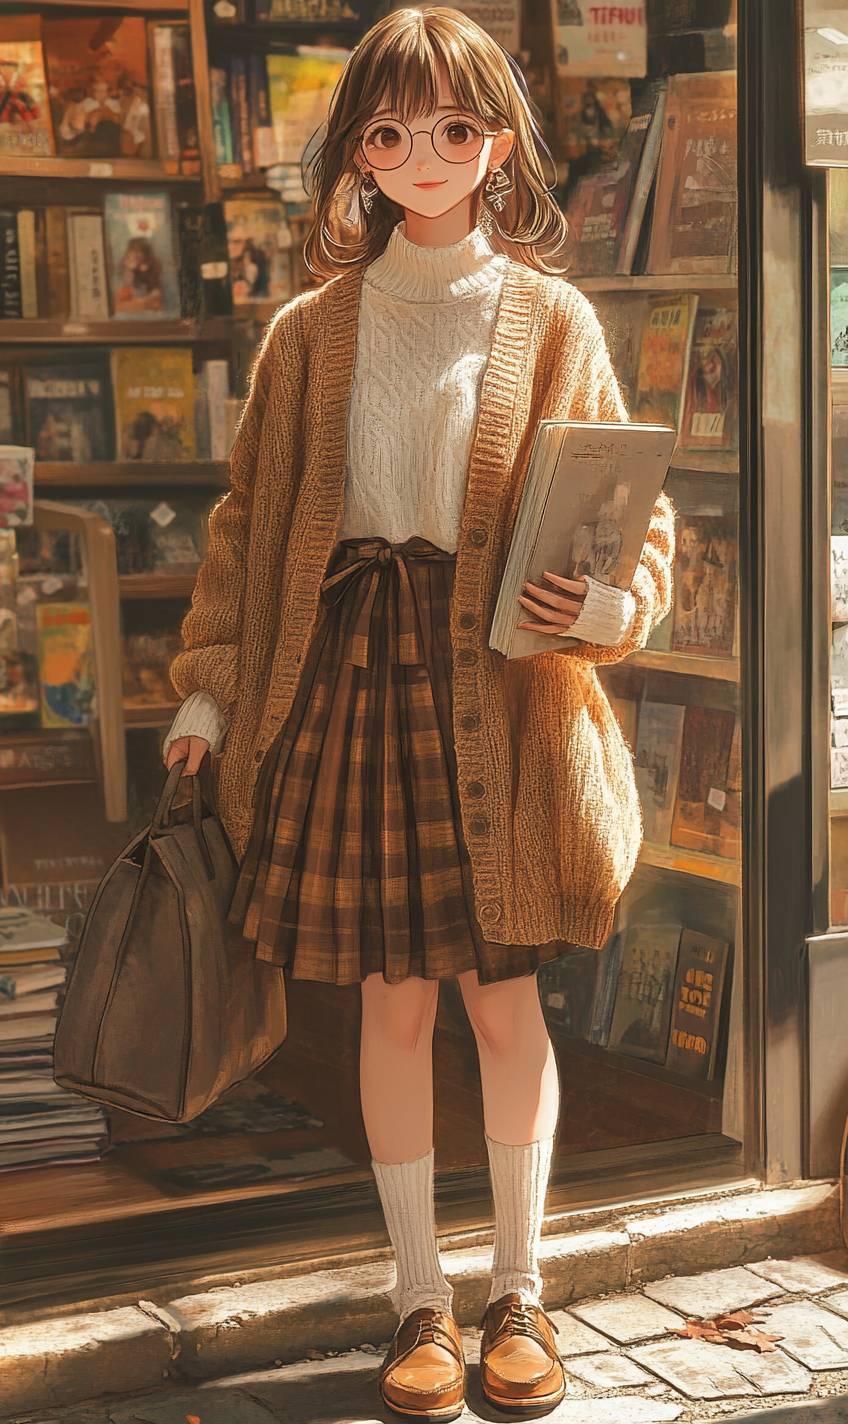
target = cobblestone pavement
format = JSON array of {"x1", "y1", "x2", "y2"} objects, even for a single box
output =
[{"x1": 13, "y1": 1254, "x2": 848, "y2": 1424}]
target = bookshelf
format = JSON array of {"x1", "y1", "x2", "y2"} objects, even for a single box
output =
[
  {"x1": 34, "y1": 461, "x2": 229, "y2": 489},
  {"x1": 0, "y1": 319, "x2": 232, "y2": 344}
]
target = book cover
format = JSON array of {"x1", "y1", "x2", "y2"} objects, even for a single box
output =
[
  {"x1": 670, "y1": 706, "x2": 739, "y2": 858},
  {"x1": 210, "y1": 66, "x2": 235, "y2": 169},
  {"x1": 633, "y1": 294, "x2": 699, "y2": 432},
  {"x1": 0, "y1": 28, "x2": 54, "y2": 158},
  {"x1": 35, "y1": 602, "x2": 96, "y2": 729},
  {"x1": 229, "y1": 54, "x2": 252, "y2": 175},
  {"x1": 490, "y1": 421, "x2": 676, "y2": 660},
  {"x1": 665, "y1": 928, "x2": 730, "y2": 1079},
  {"x1": 647, "y1": 71, "x2": 737, "y2": 276},
  {"x1": 66, "y1": 210, "x2": 109, "y2": 321},
  {"x1": 168, "y1": 23, "x2": 200, "y2": 175},
  {"x1": 0, "y1": 367, "x2": 22, "y2": 444},
  {"x1": 617, "y1": 81, "x2": 668, "y2": 276},
  {"x1": 0, "y1": 645, "x2": 39, "y2": 719},
  {"x1": 563, "y1": 110, "x2": 654, "y2": 277},
  {"x1": 832, "y1": 269, "x2": 848, "y2": 368},
  {"x1": 555, "y1": 76, "x2": 632, "y2": 163},
  {"x1": 248, "y1": 53, "x2": 277, "y2": 170},
  {"x1": 16, "y1": 210, "x2": 37, "y2": 318},
  {"x1": 147, "y1": 497, "x2": 207, "y2": 574},
  {"x1": 803, "y1": 13, "x2": 848, "y2": 167},
  {"x1": 266, "y1": 48, "x2": 350, "y2": 168},
  {"x1": 41, "y1": 207, "x2": 70, "y2": 319},
  {"x1": 24, "y1": 358, "x2": 113, "y2": 462},
  {"x1": 671, "y1": 512, "x2": 737, "y2": 657},
  {"x1": 224, "y1": 196, "x2": 291, "y2": 305},
  {"x1": 72, "y1": 497, "x2": 151, "y2": 573},
  {"x1": 678, "y1": 303, "x2": 739, "y2": 452},
  {"x1": 112, "y1": 347, "x2": 196, "y2": 461},
  {"x1": 103, "y1": 192, "x2": 180, "y2": 319},
  {"x1": 176, "y1": 203, "x2": 204, "y2": 319},
  {"x1": 149, "y1": 23, "x2": 180, "y2": 173},
  {"x1": 44, "y1": 16, "x2": 152, "y2": 159},
  {"x1": 0, "y1": 211, "x2": 22, "y2": 319},
  {"x1": 634, "y1": 700, "x2": 686, "y2": 846},
  {"x1": 122, "y1": 628, "x2": 182, "y2": 706},
  {"x1": 590, "y1": 293, "x2": 649, "y2": 412},
  {"x1": 0, "y1": 906, "x2": 67, "y2": 951},
  {"x1": 607, "y1": 921, "x2": 681, "y2": 1063},
  {"x1": 551, "y1": 0, "x2": 647, "y2": 76},
  {"x1": 0, "y1": 447, "x2": 34, "y2": 528}
]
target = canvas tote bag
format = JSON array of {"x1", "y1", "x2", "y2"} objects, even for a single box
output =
[{"x1": 53, "y1": 755, "x2": 287, "y2": 1122}]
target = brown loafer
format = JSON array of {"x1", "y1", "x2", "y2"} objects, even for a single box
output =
[
  {"x1": 378, "y1": 1305, "x2": 466, "y2": 1421},
  {"x1": 479, "y1": 1291, "x2": 566, "y2": 1414}
]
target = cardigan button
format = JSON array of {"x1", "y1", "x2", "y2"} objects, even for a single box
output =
[
  {"x1": 458, "y1": 611, "x2": 478, "y2": 630},
  {"x1": 466, "y1": 780, "x2": 485, "y2": 799},
  {"x1": 254, "y1": 749, "x2": 264, "y2": 763},
  {"x1": 479, "y1": 900, "x2": 502, "y2": 923},
  {"x1": 456, "y1": 647, "x2": 477, "y2": 666},
  {"x1": 469, "y1": 813, "x2": 489, "y2": 835},
  {"x1": 459, "y1": 711, "x2": 480, "y2": 732},
  {"x1": 469, "y1": 527, "x2": 488, "y2": 547}
]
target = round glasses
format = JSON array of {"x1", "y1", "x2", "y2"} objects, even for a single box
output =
[{"x1": 357, "y1": 112, "x2": 500, "y2": 171}]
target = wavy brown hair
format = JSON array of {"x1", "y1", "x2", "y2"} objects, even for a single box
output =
[{"x1": 301, "y1": 5, "x2": 568, "y2": 280}]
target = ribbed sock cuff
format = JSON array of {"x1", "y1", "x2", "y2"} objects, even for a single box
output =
[
  {"x1": 371, "y1": 1148, "x2": 454, "y2": 1322},
  {"x1": 485, "y1": 1132, "x2": 556, "y2": 1307}
]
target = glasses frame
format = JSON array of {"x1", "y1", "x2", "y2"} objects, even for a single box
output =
[{"x1": 356, "y1": 110, "x2": 503, "y2": 172}]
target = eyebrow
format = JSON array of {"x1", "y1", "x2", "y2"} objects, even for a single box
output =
[{"x1": 368, "y1": 103, "x2": 463, "y2": 118}]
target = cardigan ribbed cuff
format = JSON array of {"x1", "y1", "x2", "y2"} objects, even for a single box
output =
[
  {"x1": 561, "y1": 576, "x2": 637, "y2": 647},
  {"x1": 162, "y1": 690, "x2": 229, "y2": 758}
]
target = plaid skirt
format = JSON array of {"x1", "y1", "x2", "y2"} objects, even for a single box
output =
[{"x1": 227, "y1": 534, "x2": 572, "y2": 985}]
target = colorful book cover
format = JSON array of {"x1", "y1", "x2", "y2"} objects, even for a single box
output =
[
  {"x1": 266, "y1": 47, "x2": 350, "y2": 168},
  {"x1": 633, "y1": 294, "x2": 699, "y2": 431},
  {"x1": 634, "y1": 701, "x2": 686, "y2": 846},
  {"x1": 43, "y1": 16, "x2": 152, "y2": 159},
  {"x1": 122, "y1": 628, "x2": 182, "y2": 705},
  {"x1": 590, "y1": 293, "x2": 648, "y2": 412},
  {"x1": 551, "y1": 0, "x2": 647, "y2": 76},
  {"x1": 103, "y1": 192, "x2": 180, "y2": 319},
  {"x1": 665, "y1": 929, "x2": 730, "y2": 1079},
  {"x1": 555, "y1": 76, "x2": 632, "y2": 163},
  {"x1": 210, "y1": 67, "x2": 235, "y2": 168},
  {"x1": 670, "y1": 706, "x2": 740, "y2": 858},
  {"x1": 112, "y1": 348, "x2": 195, "y2": 461},
  {"x1": 647, "y1": 71, "x2": 737, "y2": 276},
  {"x1": 832, "y1": 269, "x2": 848, "y2": 368},
  {"x1": 678, "y1": 304, "x2": 739, "y2": 451},
  {"x1": 0, "y1": 447, "x2": 34, "y2": 528},
  {"x1": 671, "y1": 512, "x2": 737, "y2": 657},
  {"x1": 0, "y1": 28, "x2": 54, "y2": 158},
  {"x1": 24, "y1": 359, "x2": 112, "y2": 462},
  {"x1": 224, "y1": 196, "x2": 291, "y2": 305},
  {"x1": 607, "y1": 921, "x2": 681, "y2": 1063},
  {"x1": 35, "y1": 602, "x2": 95, "y2": 729}
]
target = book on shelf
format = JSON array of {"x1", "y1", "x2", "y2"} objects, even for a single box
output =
[
  {"x1": 23, "y1": 357, "x2": 114, "y2": 462},
  {"x1": 677, "y1": 302, "x2": 739, "y2": 453},
  {"x1": 0, "y1": 369, "x2": 22, "y2": 445},
  {"x1": 489, "y1": 420, "x2": 676, "y2": 660},
  {"x1": 196, "y1": 359, "x2": 232, "y2": 459},
  {"x1": 122, "y1": 628, "x2": 183, "y2": 707},
  {"x1": 0, "y1": 447, "x2": 33, "y2": 529},
  {"x1": 555, "y1": 77, "x2": 632, "y2": 167},
  {"x1": 607, "y1": 920, "x2": 681, "y2": 1064},
  {"x1": 0, "y1": 16, "x2": 54, "y2": 159},
  {"x1": 671, "y1": 511, "x2": 737, "y2": 657},
  {"x1": 147, "y1": 21, "x2": 199, "y2": 175},
  {"x1": 103, "y1": 192, "x2": 181, "y2": 321},
  {"x1": 670, "y1": 706, "x2": 741, "y2": 859},
  {"x1": 37, "y1": 207, "x2": 70, "y2": 319},
  {"x1": 66, "y1": 210, "x2": 110, "y2": 322},
  {"x1": 35, "y1": 602, "x2": 96, "y2": 730},
  {"x1": 266, "y1": 47, "x2": 351, "y2": 167},
  {"x1": 665, "y1": 928, "x2": 730, "y2": 1079},
  {"x1": 112, "y1": 347, "x2": 196, "y2": 461},
  {"x1": 17, "y1": 210, "x2": 37, "y2": 318},
  {"x1": 0, "y1": 905, "x2": 67, "y2": 952},
  {"x1": 647, "y1": 71, "x2": 738, "y2": 277},
  {"x1": 632, "y1": 294, "x2": 699, "y2": 433},
  {"x1": 589, "y1": 294, "x2": 649, "y2": 414},
  {"x1": 634, "y1": 700, "x2": 685, "y2": 846},
  {"x1": 551, "y1": 0, "x2": 648, "y2": 77},
  {"x1": 224, "y1": 196, "x2": 292, "y2": 306},
  {"x1": 73, "y1": 494, "x2": 211, "y2": 575},
  {"x1": 0, "y1": 211, "x2": 22, "y2": 319},
  {"x1": 832, "y1": 270, "x2": 848, "y2": 369},
  {"x1": 43, "y1": 15, "x2": 152, "y2": 160},
  {"x1": 563, "y1": 81, "x2": 667, "y2": 278}
]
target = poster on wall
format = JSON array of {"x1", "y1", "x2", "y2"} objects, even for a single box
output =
[
  {"x1": 803, "y1": 3, "x2": 848, "y2": 167},
  {"x1": 551, "y1": 1, "x2": 647, "y2": 78}
]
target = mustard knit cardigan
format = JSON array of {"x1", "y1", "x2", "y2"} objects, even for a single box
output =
[{"x1": 169, "y1": 258, "x2": 676, "y2": 951}]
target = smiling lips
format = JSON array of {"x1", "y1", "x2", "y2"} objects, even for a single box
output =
[{"x1": 413, "y1": 180, "x2": 447, "y2": 187}]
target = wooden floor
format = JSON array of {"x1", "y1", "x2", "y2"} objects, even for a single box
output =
[{"x1": 2, "y1": 978, "x2": 721, "y2": 1239}]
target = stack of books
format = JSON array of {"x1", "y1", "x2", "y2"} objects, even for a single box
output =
[{"x1": 0, "y1": 905, "x2": 109, "y2": 1171}]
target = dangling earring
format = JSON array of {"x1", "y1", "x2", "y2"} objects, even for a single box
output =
[
  {"x1": 484, "y1": 165, "x2": 513, "y2": 214},
  {"x1": 359, "y1": 168, "x2": 379, "y2": 216}
]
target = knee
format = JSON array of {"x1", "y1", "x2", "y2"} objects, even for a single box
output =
[
  {"x1": 459, "y1": 972, "x2": 542, "y2": 1058},
  {"x1": 361, "y1": 974, "x2": 439, "y2": 1056}
]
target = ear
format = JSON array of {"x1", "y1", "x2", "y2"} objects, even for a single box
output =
[{"x1": 489, "y1": 128, "x2": 515, "y2": 171}]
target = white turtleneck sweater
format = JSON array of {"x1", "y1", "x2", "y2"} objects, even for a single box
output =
[{"x1": 164, "y1": 221, "x2": 635, "y2": 759}]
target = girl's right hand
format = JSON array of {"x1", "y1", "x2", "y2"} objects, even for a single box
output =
[{"x1": 165, "y1": 735, "x2": 210, "y2": 776}]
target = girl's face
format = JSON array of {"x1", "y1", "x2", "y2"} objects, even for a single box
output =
[{"x1": 354, "y1": 65, "x2": 514, "y2": 222}]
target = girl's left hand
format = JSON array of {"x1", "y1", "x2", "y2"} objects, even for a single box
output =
[{"x1": 517, "y1": 571, "x2": 588, "y2": 634}]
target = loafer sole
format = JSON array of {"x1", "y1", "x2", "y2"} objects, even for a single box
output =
[
  {"x1": 379, "y1": 1382, "x2": 466, "y2": 1422},
  {"x1": 480, "y1": 1374, "x2": 567, "y2": 1414}
]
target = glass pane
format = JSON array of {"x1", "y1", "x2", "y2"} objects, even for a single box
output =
[{"x1": 830, "y1": 168, "x2": 848, "y2": 924}]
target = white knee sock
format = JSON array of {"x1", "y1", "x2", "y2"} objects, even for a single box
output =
[
  {"x1": 485, "y1": 1132, "x2": 556, "y2": 1307},
  {"x1": 371, "y1": 1147, "x2": 454, "y2": 1323}
]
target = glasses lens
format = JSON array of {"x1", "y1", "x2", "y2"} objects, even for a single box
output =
[
  {"x1": 433, "y1": 114, "x2": 486, "y2": 163},
  {"x1": 360, "y1": 120, "x2": 411, "y2": 170}
]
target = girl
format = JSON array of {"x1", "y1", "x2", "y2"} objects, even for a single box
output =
[{"x1": 163, "y1": 8, "x2": 674, "y2": 1419}]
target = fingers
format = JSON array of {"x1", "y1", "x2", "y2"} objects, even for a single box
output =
[
  {"x1": 164, "y1": 735, "x2": 209, "y2": 774},
  {"x1": 517, "y1": 571, "x2": 587, "y2": 631}
]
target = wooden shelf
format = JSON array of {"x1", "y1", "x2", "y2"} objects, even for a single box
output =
[
  {"x1": 670, "y1": 450, "x2": 739, "y2": 475},
  {"x1": 571, "y1": 273, "x2": 738, "y2": 293},
  {"x1": 629, "y1": 649, "x2": 740, "y2": 682},
  {"x1": 0, "y1": 319, "x2": 232, "y2": 346},
  {"x1": 34, "y1": 462, "x2": 228, "y2": 489},
  {"x1": 118, "y1": 573, "x2": 196, "y2": 599},
  {"x1": 123, "y1": 702, "x2": 180, "y2": 727},
  {"x1": 639, "y1": 839, "x2": 741, "y2": 887},
  {"x1": 2, "y1": 0, "x2": 188, "y2": 7},
  {"x1": 0, "y1": 157, "x2": 199, "y2": 183}
]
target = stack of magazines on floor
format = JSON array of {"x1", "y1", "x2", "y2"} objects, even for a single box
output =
[{"x1": 0, "y1": 906, "x2": 109, "y2": 1171}]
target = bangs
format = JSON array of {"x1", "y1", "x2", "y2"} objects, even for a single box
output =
[{"x1": 354, "y1": 24, "x2": 502, "y2": 127}]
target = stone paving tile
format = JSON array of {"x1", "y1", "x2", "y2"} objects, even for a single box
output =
[
  {"x1": 820, "y1": 1289, "x2": 848, "y2": 1324},
  {"x1": 546, "y1": 1309, "x2": 614, "y2": 1357},
  {"x1": 562, "y1": 1350, "x2": 655, "y2": 1389},
  {"x1": 629, "y1": 1336, "x2": 811, "y2": 1400},
  {"x1": 109, "y1": 1390, "x2": 279, "y2": 1423},
  {"x1": 570, "y1": 1293, "x2": 685, "y2": 1344},
  {"x1": 758, "y1": 1301, "x2": 848, "y2": 1370},
  {"x1": 745, "y1": 1254, "x2": 848, "y2": 1296},
  {"x1": 642, "y1": 1265, "x2": 783, "y2": 1319},
  {"x1": 704, "y1": 1400, "x2": 848, "y2": 1424}
]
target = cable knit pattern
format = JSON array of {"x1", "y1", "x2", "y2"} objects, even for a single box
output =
[{"x1": 168, "y1": 256, "x2": 675, "y2": 951}]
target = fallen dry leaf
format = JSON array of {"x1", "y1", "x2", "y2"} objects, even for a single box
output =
[{"x1": 670, "y1": 1311, "x2": 784, "y2": 1354}]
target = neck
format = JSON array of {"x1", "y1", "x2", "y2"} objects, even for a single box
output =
[
  {"x1": 364, "y1": 217, "x2": 504, "y2": 304},
  {"x1": 402, "y1": 196, "x2": 476, "y2": 247}
]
